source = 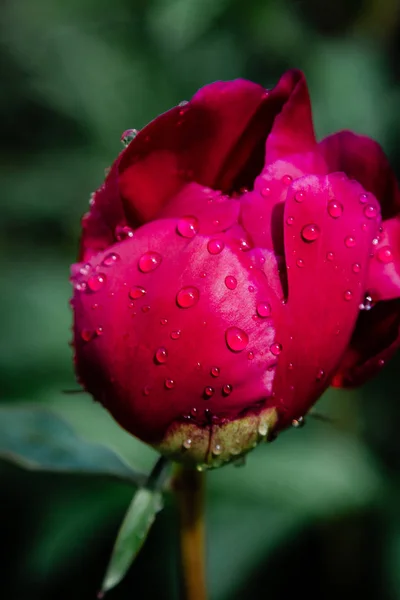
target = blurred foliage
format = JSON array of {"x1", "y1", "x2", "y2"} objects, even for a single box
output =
[{"x1": 1, "y1": 0, "x2": 400, "y2": 598}]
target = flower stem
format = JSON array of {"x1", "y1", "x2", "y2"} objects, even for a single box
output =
[{"x1": 173, "y1": 465, "x2": 207, "y2": 600}]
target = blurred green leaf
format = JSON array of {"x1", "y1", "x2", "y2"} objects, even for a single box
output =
[
  {"x1": 101, "y1": 486, "x2": 163, "y2": 595},
  {"x1": 0, "y1": 406, "x2": 146, "y2": 484}
]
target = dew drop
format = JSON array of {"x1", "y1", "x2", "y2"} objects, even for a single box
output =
[
  {"x1": 301, "y1": 223, "x2": 320, "y2": 242},
  {"x1": 165, "y1": 378, "x2": 175, "y2": 389},
  {"x1": 352, "y1": 263, "x2": 361, "y2": 273},
  {"x1": 155, "y1": 347, "x2": 168, "y2": 364},
  {"x1": 288, "y1": 362, "x2": 294, "y2": 370},
  {"x1": 129, "y1": 286, "x2": 146, "y2": 300},
  {"x1": 258, "y1": 422, "x2": 268, "y2": 437},
  {"x1": 286, "y1": 216, "x2": 294, "y2": 226},
  {"x1": 292, "y1": 416, "x2": 305, "y2": 428},
  {"x1": 282, "y1": 174, "x2": 292, "y2": 186},
  {"x1": 225, "y1": 327, "x2": 249, "y2": 352},
  {"x1": 115, "y1": 225, "x2": 134, "y2": 241},
  {"x1": 359, "y1": 294, "x2": 374, "y2": 311},
  {"x1": 212, "y1": 444, "x2": 222, "y2": 456},
  {"x1": 247, "y1": 351, "x2": 254, "y2": 360},
  {"x1": 256, "y1": 302, "x2": 272, "y2": 318},
  {"x1": 102, "y1": 252, "x2": 120, "y2": 267},
  {"x1": 316, "y1": 368, "x2": 325, "y2": 381},
  {"x1": 182, "y1": 438, "x2": 192, "y2": 450},
  {"x1": 204, "y1": 386, "x2": 214, "y2": 398},
  {"x1": 142, "y1": 305, "x2": 150, "y2": 313},
  {"x1": 345, "y1": 236, "x2": 356, "y2": 248},
  {"x1": 121, "y1": 129, "x2": 138, "y2": 146},
  {"x1": 222, "y1": 384, "x2": 232, "y2": 395},
  {"x1": 327, "y1": 200, "x2": 343, "y2": 218},
  {"x1": 261, "y1": 187, "x2": 271, "y2": 198},
  {"x1": 207, "y1": 239, "x2": 225, "y2": 255},
  {"x1": 87, "y1": 273, "x2": 106, "y2": 292},
  {"x1": 138, "y1": 251, "x2": 162, "y2": 273},
  {"x1": 295, "y1": 191, "x2": 305, "y2": 203},
  {"x1": 364, "y1": 204, "x2": 378, "y2": 219},
  {"x1": 376, "y1": 246, "x2": 393, "y2": 263},
  {"x1": 225, "y1": 276, "x2": 237, "y2": 290},
  {"x1": 142, "y1": 385, "x2": 151, "y2": 396},
  {"x1": 270, "y1": 342, "x2": 282, "y2": 356},
  {"x1": 170, "y1": 330, "x2": 181, "y2": 340},
  {"x1": 326, "y1": 251, "x2": 335, "y2": 261},
  {"x1": 160, "y1": 318, "x2": 168, "y2": 326},
  {"x1": 79, "y1": 263, "x2": 91, "y2": 276},
  {"x1": 210, "y1": 366, "x2": 220, "y2": 377},
  {"x1": 81, "y1": 329, "x2": 93, "y2": 342},
  {"x1": 296, "y1": 258, "x2": 305, "y2": 268},
  {"x1": 74, "y1": 281, "x2": 87, "y2": 292},
  {"x1": 177, "y1": 216, "x2": 199, "y2": 238},
  {"x1": 176, "y1": 286, "x2": 199, "y2": 308},
  {"x1": 344, "y1": 290, "x2": 353, "y2": 301},
  {"x1": 95, "y1": 327, "x2": 103, "y2": 336},
  {"x1": 378, "y1": 358, "x2": 385, "y2": 367},
  {"x1": 359, "y1": 193, "x2": 368, "y2": 204}
]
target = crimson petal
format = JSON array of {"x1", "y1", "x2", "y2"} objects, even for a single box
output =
[
  {"x1": 319, "y1": 131, "x2": 400, "y2": 219},
  {"x1": 268, "y1": 173, "x2": 381, "y2": 428}
]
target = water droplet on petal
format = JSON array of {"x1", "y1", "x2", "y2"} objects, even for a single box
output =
[
  {"x1": 378, "y1": 358, "x2": 385, "y2": 367},
  {"x1": 204, "y1": 386, "x2": 214, "y2": 398},
  {"x1": 327, "y1": 200, "x2": 343, "y2": 218},
  {"x1": 376, "y1": 246, "x2": 393, "y2": 263},
  {"x1": 207, "y1": 239, "x2": 225, "y2": 255},
  {"x1": 95, "y1": 327, "x2": 103, "y2": 336},
  {"x1": 160, "y1": 318, "x2": 168, "y2": 326},
  {"x1": 176, "y1": 286, "x2": 199, "y2": 308},
  {"x1": 225, "y1": 276, "x2": 237, "y2": 290},
  {"x1": 256, "y1": 302, "x2": 271, "y2": 318},
  {"x1": 212, "y1": 444, "x2": 222, "y2": 456},
  {"x1": 121, "y1": 129, "x2": 138, "y2": 146},
  {"x1": 359, "y1": 193, "x2": 368, "y2": 204},
  {"x1": 261, "y1": 187, "x2": 271, "y2": 198},
  {"x1": 258, "y1": 422, "x2": 268, "y2": 436},
  {"x1": 301, "y1": 223, "x2": 320, "y2": 242},
  {"x1": 74, "y1": 281, "x2": 87, "y2": 292},
  {"x1": 270, "y1": 342, "x2": 282, "y2": 356},
  {"x1": 326, "y1": 252, "x2": 335, "y2": 261},
  {"x1": 292, "y1": 416, "x2": 305, "y2": 428},
  {"x1": 359, "y1": 294, "x2": 374, "y2": 311},
  {"x1": 345, "y1": 236, "x2": 356, "y2": 248},
  {"x1": 210, "y1": 366, "x2": 220, "y2": 377},
  {"x1": 165, "y1": 378, "x2": 175, "y2": 389},
  {"x1": 286, "y1": 216, "x2": 294, "y2": 226},
  {"x1": 364, "y1": 204, "x2": 378, "y2": 219},
  {"x1": 129, "y1": 286, "x2": 146, "y2": 300},
  {"x1": 316, "y1": 368, "x2": 325, "y2": 381},
  {"x1": 344, "y1": 290, "x2": 353, "y2": 301},
  {"x1": 79, "y1": 263, "x2": 91, "y2": 276},
  {"x1": 247, "y1": 351, "x2": 254, "y2": 360},
  {"x1": 225, "y1": 327, "x2": 249, "y2": 352},
  {"x1": 182, "y1": 438, "x2": 192, "y2": 450},
  {"x1": 352, "y1": 263, "x2": 361, "y2": 273},
  {"x1": 155, "y1": 347, "x2": 168, "y2": 364},
  {"x1": 282, "y1": 174, "x2": 292, "y2": 186},
  {"x1": 115, "y1": 225, "x2": 134, "y2": 241},
  {"x1": 177, "y1": 216, "x2": 199, "y2": 238},
  {"x1": 141, "y1": 305, "x2": 150, "y2": 313},
  {"x1": 138, "y1": 251, "x2": 162, "y2": 273},
  {"x1": 296, "y1": 258, "x2": 305, "y2": 268},
  {"x1": 295, "y1": 191, "x2": 305, "y2": 203},
  {"x1": 87, "y1": 273, "x2": 106, "y2": 292},
  {"x1": 81, "y1": 329, "x2": 93, "y2": 342},
  {"x1": 142, "y1": 385, "x2": 151, "y2": 396},
  {"x1": 222, "y1": 384, "x2": 232, "y2": 395},
  {"x1": 102, "y1": 252, "x2": 120, "y2": 267}
]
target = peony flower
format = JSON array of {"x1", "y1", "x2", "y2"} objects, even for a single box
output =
[{"x1": 71, "y1": 70, "x2": 400, "y2": 469}]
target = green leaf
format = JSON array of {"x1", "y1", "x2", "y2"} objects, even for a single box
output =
[
  {"x1": 0, "y1": 406, "x2": 146, "y2": 485},
  {"x1": 100, "y1": 487, "x2": 163, "y2": 595}
]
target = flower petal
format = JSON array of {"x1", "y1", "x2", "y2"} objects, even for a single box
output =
[
  {"x1": 267, "y1": 173, "x2": 381, "y2": 428},
  {"x1": 118, "y1": 71, "x2": 316, "y2": 224},
  {"x1": 319, "y1": 131, "x2": 400, "y2": 219},
  {"x1": 72, "y1": 219, "x2": 283, "y2": 445}
]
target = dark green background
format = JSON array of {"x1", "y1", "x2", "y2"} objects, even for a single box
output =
[{"x1": 1, "y1": 0, "x2": 400, "y2": 598}]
